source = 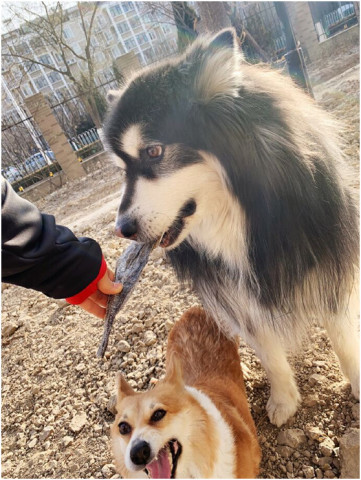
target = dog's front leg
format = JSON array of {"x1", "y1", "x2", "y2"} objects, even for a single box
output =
[{"x1": 247, "y1": 328, "x2": 301, "y2": 427}]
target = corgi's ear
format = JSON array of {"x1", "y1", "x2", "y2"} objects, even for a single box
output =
[
  {"x1": 190, "y1": 27, "x2": 242, "y2": 101},
  {"x1": 116, "y1": 373, "x2": 136, "y2": 401},
  {"x1": 165, "y1": 353, "x2": 184, "y2": 388}
]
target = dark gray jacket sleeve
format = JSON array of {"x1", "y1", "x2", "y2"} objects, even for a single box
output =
[{"x1": 1, "y1": 178, "x2": 103, "y2": 299}]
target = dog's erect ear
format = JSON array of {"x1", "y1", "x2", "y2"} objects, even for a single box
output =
[
  {"x1": 107, "y1": 89, "x2": 121, "y2": 104},
  {"x1": 116, "y1": 373, "x2": 136, "y2": 401},
  {"x1": 165, "y1": 353, "x2": 184, "y2": 389},
  {"x1": 209, "y1": 28, "x2": 237, "y2": 50},
  {"x1": 191, "y1": 27, "x2": 242, "y2": 101}
]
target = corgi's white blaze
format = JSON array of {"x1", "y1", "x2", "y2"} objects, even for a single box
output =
[{"x1": 186, "y1": 386, "x2": 236, "y2": 478}]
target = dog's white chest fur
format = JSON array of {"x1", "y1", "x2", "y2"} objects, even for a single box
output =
[{"x1": 185, "y1": 386, "x2": 236, "y2": 478}]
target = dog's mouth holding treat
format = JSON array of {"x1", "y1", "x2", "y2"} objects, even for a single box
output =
[
  {"x1": 144, "y1": 439, "x2": 182, "y2": 479},
  {"x1": 159, "y1": 199, "x2": 196, "y2": 248}
]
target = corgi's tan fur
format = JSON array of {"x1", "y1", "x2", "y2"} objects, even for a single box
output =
[{"x1": 111, "y1": 307, "x2": 261, "y2": 478}]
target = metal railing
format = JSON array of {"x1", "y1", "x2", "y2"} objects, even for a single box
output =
[
  {"x1": 68, "y1": 127, "x2": 101, "y2": 151},
  {"x1": 321, "y1": 4, "x2": 358, "y2": 39}
]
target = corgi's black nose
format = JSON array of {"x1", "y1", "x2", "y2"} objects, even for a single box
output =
[
  {"x1": 130, "y1": 440, "x2": 151, "y2": 465},
  {"x1": 115, "y1": 217, "x2": 138, "y2": 239}
]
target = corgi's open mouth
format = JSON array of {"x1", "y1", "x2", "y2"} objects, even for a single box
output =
[
  {"x1": 159, "y1": 200, "x2": 196, "y2": 248},
  {"x1": 145, "y1": 439, "x2": 182, "y2": 479}
]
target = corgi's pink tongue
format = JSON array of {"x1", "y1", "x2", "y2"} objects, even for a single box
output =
[{"x1": 146, "y1": 448, "x2": 171, "y2": 479}]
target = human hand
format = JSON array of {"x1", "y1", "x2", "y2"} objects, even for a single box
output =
[{"x1": 79, "y1": 268, "x2": 123, "y2": 319}]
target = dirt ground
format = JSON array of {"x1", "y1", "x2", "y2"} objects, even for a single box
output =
[{"x1": 1, "y1": 54, "x2": 360, "y2": 479}]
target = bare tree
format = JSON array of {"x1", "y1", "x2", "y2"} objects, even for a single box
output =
[
  {"x1": 196, "y1": 2, "x2": 231, "y2": 34},
  {"x1": 142, "y1": 1, "x2": 198, "y2": 51},
  {"x1": 2, "y1": 2, "x2": 104, "y2": 127}
]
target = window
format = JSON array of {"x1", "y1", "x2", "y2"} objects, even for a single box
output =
[
  {"x1": 25, "y1": 61, "x2": 40, "y2": 73},
  {"x1": 122, "y1": 2, "x2": 134, "y2": 13},
  {"x1": 95, "y1": 51, "x2": 105, "y2": 63},
  {"x1": 21, "y1": 83, "x2": 33, "y2": 97},
  {"x1": 162, "y1": 25, "x2": 171, "y2": 34},
  {"x1": 104, "y1": 30, "x2": 113, "y2": 42},
  {"x1": 109, "y1": 4, "x2": 122, "y2": 17},
  {"x1": 136, "y1": 33, "x2": 148, "y2": 46},
  {"x1": 63, "y1": 26, "x2": 74, "y2": 39},
  {"x1": 117, "y1": 21, "x2": 130, "y2": 34},
  {"x1": 34, "y1": 75, "x2": 48, "y2": 89},
  {"x1": 97, "y1": 14, "x2": 107, "y2": 28},
  {"x1": 129, "y1": 16, "x2": 141, "y2": 29},
  {"x1": 72, "y1": 43, "x2": 82, "y2": 55},
  {"x1": 111, "y1": 45, "x2": 122, "y2": 58},
  {"x1": 124, "y1": 37, "x2": 137, "y2": 50},
  {"x1": 54, "y1": 53, "x2": 63, "y2": 63},
  {"x1": 48, "y1": 72, "x2": 62, "y2": 84},
  {"x1": 143, "y1": 48, "x2": 154, "y2": 63},
  {"x1": 39, "y1": 54, "x2": 53, "y2": 65},
  {"x1": 29, "y1": 37, "x2": 43, "y2": 49},
  {"x1": 148, "y1": 30, "x2": 156, "y2": 40}
]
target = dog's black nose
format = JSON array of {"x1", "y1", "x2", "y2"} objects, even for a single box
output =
[
  {"x1": 115, "y1": 217, "x2": 138, "y2": 239},
  {"x1": 130, "y1": 440, "x2": 151, "y2": 465}
]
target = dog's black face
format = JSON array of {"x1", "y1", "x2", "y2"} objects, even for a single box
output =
[{"x1": 103, "y1": 30, "x2": 248, "y2": 249}]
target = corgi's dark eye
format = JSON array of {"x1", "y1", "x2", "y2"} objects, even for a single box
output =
[
  {"x1": 146, "y1": 145, "x2": 163, "y2": 158},
  {"x1": 119, "y1": 421, "x2": 132, "y2": 435},
  {"x1": 151, "y1": 409, "x2": 166, "y2": 422}
]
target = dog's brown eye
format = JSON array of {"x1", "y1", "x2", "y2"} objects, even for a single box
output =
[
  {"x1": 119, "y1": 421, "x2": 132, "y2": 435},
  {"x1": 146, "y1": 145, "x2": 163, "y2": 158},
  {"x1": 151, "y1": 409, "x2": 166, "y2": 422}
]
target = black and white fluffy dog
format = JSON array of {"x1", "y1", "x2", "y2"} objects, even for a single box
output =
[{"x1": 104, "y1": 29, "x2": 359, "y2": 426}]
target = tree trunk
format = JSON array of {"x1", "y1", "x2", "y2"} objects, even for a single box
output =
[{"x1": 196, "y1": 1, "x2": 231, "y2": 34}]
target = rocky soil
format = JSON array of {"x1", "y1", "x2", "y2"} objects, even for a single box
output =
[{"x1": 2, "y1": 57, "x2": 360, "y2": 479}]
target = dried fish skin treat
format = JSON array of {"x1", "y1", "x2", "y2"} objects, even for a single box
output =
[{"x1": 97, "y1": 241, "x2": 153, "y2": 358}]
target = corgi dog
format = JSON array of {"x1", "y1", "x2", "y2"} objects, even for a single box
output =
[{"x1": 111, "y1": 307, "x2": 261, "y2": 478}]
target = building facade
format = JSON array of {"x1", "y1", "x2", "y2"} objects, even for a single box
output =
[{"x1": 2, "y1": 1, "x2": 178, "y2": 127}]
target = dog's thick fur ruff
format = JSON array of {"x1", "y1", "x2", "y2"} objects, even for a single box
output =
[
  {"x1": 111, "y1": 307, "x2": 261, "y2": 478},
  {"x1": 104, "y1": 29, "x2": 359, "y2": 426}
]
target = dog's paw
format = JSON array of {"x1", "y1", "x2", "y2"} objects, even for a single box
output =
[{"x1": 266, "y1": 388, "x2": 301, "y2": 427}]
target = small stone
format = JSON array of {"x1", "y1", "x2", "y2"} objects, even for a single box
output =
[
  {"x1": 352, "y1": 404, "x2": 359, "y2": 421},
  {"x1": 286, "y1": 461, "x2": 293, "y2": 473},
  {"x1": 315, "y1": 468, "x2": 323, "y2": 478},
  {"x1": 276, "y1": 445, "x2": 294, "y2": 458},
  {"x1": 75, "y1": 363, "x2": 86, "y2": 372},
  {"x1": 306, "y1": 426, "x2": 326, "y2": 442},
  {"x1": 69, "y1": 412, "x2": 87, "y2": 433},
  {"x1": 318, "y1": 457, "x2": 333, "y2": 468},
  {"x1": 277, "y1": 429, "x2": 307, "y2": 448},
  {"x1": 143, "y1": 330, "x2": 157, "y2": 346},
  {"x1": 39, "y1": 426, "x2": 53, "y2": 442},
  {"x1": 28, "y1": 438, "x2": 38, "y2": 448},
  {"x1": 304, "y1": 395, "x2": 319, "y2": 407},
  {"x1": 320, "y1": 438, "x2": 335, "y2": 457},
  {"x1": 2, "y1": 324, "x2": 18, "y2": 338},
  {"x1": 339, "y1": 428, "x2": 360, "y2": 478},
  {"x1": 62, "y1": 436, "x2": 74, "y2": 447},
  {"x1": 118, "y1": 340, "x2": 131, "y2": 353},
  {"x1": 165, "y1": 320, "x2": 174, "y2": 331},
  {"x1": 324, "y1": 471, "x2": 335, "y2": 478},
  {"x1": 102, "y1": 464, "x2": 116, "y2": 478},
  {"x1": 131, "y1": 323, "x2": 143, "y2": 334},
  {"x1": 309, "y1": 374, "x2": 327, "y2": 386},
  {"x1": 107, "y1": 394, "x2": 117, "y2": 415},
  {"x1": 303, "y1": 466, "x2": 315, "y2": 478}
]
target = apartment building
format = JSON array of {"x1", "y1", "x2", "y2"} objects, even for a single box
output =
[{"x1": 1, "y1": 1, "x2": 178, "y2": 126}]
